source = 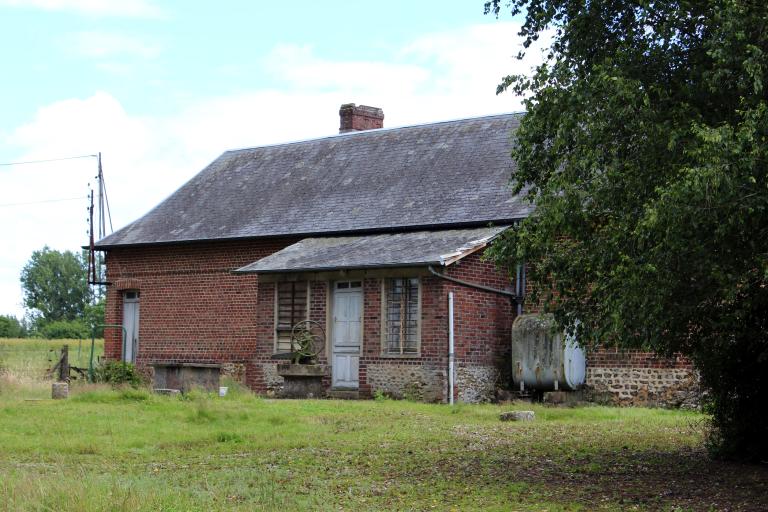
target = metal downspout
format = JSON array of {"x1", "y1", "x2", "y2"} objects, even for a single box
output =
[{"x1": 448, "y1": 292, "x2": 455, "y2": 405}]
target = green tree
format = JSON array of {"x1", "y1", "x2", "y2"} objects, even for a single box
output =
[
  {"x1": 484, "y1": 1, "x2": 768, "y2": 460},
  {"x1": 84, "y1": 297, "x2": 105, "y2": 338},
  {"x1": 20, "y1": 247, "x2": 91, "y2": 327},
  {"x1": 0, "y1": 315, "x2": 25, "y2": 338}
]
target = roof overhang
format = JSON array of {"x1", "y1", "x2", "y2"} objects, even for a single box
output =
[{"x1": 234, "y1": 226, "x2": 508, "y2": 275}]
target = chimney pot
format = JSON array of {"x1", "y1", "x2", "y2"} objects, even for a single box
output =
[{"x1": 339, "y1": 103, "x2": 384, "y2": 133}]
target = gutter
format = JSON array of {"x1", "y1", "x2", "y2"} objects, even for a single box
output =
[{"x1": 427, "y1": 265, "x2": 521, "y2": 303}]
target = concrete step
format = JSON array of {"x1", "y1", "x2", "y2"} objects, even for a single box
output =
[{"x1": 327, "y1": 389, "x2": 359, "y2": 400}]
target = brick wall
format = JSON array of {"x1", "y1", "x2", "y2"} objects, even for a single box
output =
[
  {"x1": 104, "y1": 238, "x2": 297, "y2": 381},
  {"x1": 104, "y1": 240, "x2": 518, "y2": 402},
  {"x1": 442, "y1": 252, "x2": 516, "y2": 401},
  {"x1": 359, "y1": 275, "x2": 451, "y2": 401}
]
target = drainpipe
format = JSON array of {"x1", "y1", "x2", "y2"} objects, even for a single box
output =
[
  {"x1": 515, "y1": 264, "x2": 523, "y2": 316},
  {"x1": 521, "y1": 263, "x2": 526, "y2": 314},
  {"x1": 448, "y1": 292, "x2": 455, "y2": 405}
]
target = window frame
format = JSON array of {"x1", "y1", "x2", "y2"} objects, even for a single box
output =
[
  {"x1": 380, "y1": 277, "x2": 422, "y2": 357},
  {"x1": 273, "y1": 281, "x2": 310, "y2": 354}
]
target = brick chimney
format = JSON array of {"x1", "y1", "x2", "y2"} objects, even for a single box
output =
[{"x1": 339, "y1": 103, "x2": 384, "y2": 133}]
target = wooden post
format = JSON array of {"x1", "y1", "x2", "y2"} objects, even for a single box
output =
[{"x1": 58, "y1": 345, "x2": 69, "y2": 382}]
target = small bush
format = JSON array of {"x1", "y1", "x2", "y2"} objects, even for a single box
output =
[
  {"x1": 93, "y1": 361, "x2": 143, "y2": 387},
  {"x1": 215, "y1": 432, "x2": 243, "y2": 443},
  {"x1": 40, "y1": 320, "x2": 89, "y2": 340}
]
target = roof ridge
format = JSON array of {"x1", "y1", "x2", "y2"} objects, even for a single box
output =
[{"x1": 223, "y1": 111, "x2": 524, "y2": 155}]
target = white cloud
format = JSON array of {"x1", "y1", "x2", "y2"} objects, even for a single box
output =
[
  {"x1": 263, "y1": 44, "x2": 431, "y2": 95},
  {"x1": 0, "y1": 0, "x2": 162, "y2": 17},
  {"x1": 259, "y1": 21, "x2": 551, "y2": 124},
  {"x1": 402, "y1": 22, "x2": 552, "y2": 100},
  {"x1": 0, "y1": 21, "x2": 548, "y2": 317},
  {"x1": 69, "y1": 31, "x2": 160, "y2": 59}
]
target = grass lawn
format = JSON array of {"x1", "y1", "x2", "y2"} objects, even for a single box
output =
[{"x1": 0, "y1": 340, "x2": 766, "y2": 511}]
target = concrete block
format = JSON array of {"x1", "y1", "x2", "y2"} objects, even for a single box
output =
[
  {"x1": 500, "y1": 410, "x2": 535, "y2": 421},
  {"x1": 51, "y1": 382, "x2": 68, "y2": 399}
]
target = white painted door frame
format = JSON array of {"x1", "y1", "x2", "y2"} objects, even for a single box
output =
[
  {"x1": 122, "y1": 291, "x2": 140, "y2": 364},
  {"x1": 331, "y1": 281, "x2": 363, "y2": 389}
]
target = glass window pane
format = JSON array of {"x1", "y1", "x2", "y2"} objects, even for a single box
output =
[{"x1": 385, "y1": 277, "x2": 419, "y2": 354}]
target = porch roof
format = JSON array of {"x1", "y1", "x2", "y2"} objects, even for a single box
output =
[{"x1": 234, "y1": 226, "x2": 508, "y2": 274}]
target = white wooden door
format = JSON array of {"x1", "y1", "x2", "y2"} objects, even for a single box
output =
[
  {"x1": 332, "y1": 281, "x2": 362, "y2": 389},
  {"x1": 122, "y1": 291, "x2": 140, "y2": 363}
]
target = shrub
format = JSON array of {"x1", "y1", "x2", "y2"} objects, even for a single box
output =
[
  {"x1": 39, "y1": 319, "x2": 89, "y2": 339},
  {"x1": 93, "y1": 361, "x2": 143, "y2": 387},
  {"x1": 215, "y1": 432, "x2": 243, "y2": 443}
]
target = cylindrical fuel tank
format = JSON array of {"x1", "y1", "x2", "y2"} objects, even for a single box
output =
[{"x1": 511, "y1": 314, "x2": 586, "y2": 391}]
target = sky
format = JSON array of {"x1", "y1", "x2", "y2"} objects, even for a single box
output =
[{"x1": 0, "y1": 0, "x2": 548, "y2": 319}]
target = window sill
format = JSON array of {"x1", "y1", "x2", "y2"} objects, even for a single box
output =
[{"x1": 378, "y1": 352, "x2": 421, "y2": 359}]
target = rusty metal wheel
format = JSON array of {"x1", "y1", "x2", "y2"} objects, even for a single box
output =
[{"x1": 289, "y1": 320, "x2": 325, "y2": 362}]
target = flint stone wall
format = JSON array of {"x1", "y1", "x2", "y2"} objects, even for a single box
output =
[
  {"x1": 260, "y1": 362, "x2": 283, "y2": 396},
  {"x1": 585, "y1": 350, "x2": 701, "y2": 408},
  {"x1": 367, "y1": 363, "x2": 444, "y2": 402},
  {"x1": 456, "y1": 364, "x2": 500, "y2": 403}
]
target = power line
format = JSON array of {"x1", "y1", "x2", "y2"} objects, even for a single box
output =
[
  {"x1": 0, "y1": 196, "x2": 87, "y2": 208},
  {"x1": 0, "y1": 154, "x2": 97, "y2": 167}
]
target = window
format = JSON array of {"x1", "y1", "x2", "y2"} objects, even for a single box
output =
[
  {"x1": 383, "y1": 278, "x2": 420, "y2": 355},
  {"x1": 275, "y1": 281, "x2": 308, "y2": 352},
  {"x1": 336, "y1": 281, "x2": 362, "y2": 290}
]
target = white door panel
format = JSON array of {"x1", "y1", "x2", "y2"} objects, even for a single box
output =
[
  {"x1": 332, "y1": 282, "x2": 362, "y2": 389},
  {"x1": 123, "y1": 292, "x2": 140, "y2": 363}
]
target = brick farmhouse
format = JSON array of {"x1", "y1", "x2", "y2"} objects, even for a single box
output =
[{"x1": 95, "y1": 105, "x2": 698, "y2": 405}]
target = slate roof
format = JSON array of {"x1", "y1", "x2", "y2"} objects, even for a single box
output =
[
  {"x1": 235, "y1": 226, "x2": 508, "y2": 274},
  {"x1": 96, "y1": 113, "x2": 529, "y2": 248}
]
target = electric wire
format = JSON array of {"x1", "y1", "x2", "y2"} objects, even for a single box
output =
[
  {"x1": 0, "y1": 154, "x2": 97, "y2": 166},
  {"x1": 101, "y1": 175, "x2": 114, "y2": 233},
  {"x1": 0, "y1": 196, "x2": 87, "y2": 207}
]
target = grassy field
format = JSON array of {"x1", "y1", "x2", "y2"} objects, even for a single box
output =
[
  {"x1": 0, "y1": 337, "x2": 104, "y2": 378},
  {"x1": 0, "y1": 339, "x2": 766, "y2": 511}
]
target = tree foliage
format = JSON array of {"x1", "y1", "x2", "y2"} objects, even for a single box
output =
[
  {"x1": 39, "y1": 319, "x2": 90, "y2": 340},
  {"x1": 20, "y1": 247, "x2": 93, "y2": 330},
  {"x1": 484, "y1": 0, "x2": 768, "y2": 460},
  {"x1": 0, "y1": 315, "x2": 26, "y2": 338}
]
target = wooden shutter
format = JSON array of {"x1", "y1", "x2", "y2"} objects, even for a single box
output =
[{"x1": 276, "y1": 282, "x2": 308, "y2": 352}]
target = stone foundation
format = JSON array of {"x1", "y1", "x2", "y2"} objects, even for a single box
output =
[
  {"x1": 276, "y1": 364, "x2": 326, "y2": 398},
  {"x1": 456, "y1": 364, "x2": 500, "y2": 403},
  {"x1": 367, "y1": 363, "x2": 444, "y2": 402},
  {"x1": 260, "y1": 362, "x2": 284, "y2": 396},
  {"x1": 220, "y1": 363, "x2": 246, "y2": 384},
  {"x1": 586, "y1": 366, "x2": 701, "y2": 409}
]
